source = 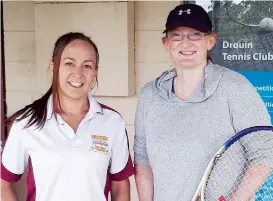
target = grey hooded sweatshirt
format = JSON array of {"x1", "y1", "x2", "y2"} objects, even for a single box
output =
[{"x1": 134, "y1": 62, "x2": 272, "y2": 201}]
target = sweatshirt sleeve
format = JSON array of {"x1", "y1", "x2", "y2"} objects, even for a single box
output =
[
  {"x1": 226, "y1": 71, "x2": 271, "y2": 131},
  {"x1": 133, "y1": 87, "x2": 150, "y2": 166},
  {"x1": 226, "y1": 71, "x2": 273, "y2": 168}
]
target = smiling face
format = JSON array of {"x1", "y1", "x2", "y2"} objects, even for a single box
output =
[
  {"x1": 53, "y1": 39, "x2": 98, "y2": 100},
  {"x1": 163, "y1": 27, "x2": 216, "y2": 69}
]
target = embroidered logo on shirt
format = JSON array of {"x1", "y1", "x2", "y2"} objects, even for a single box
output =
[{"x1": 89, "y1": 135, "x2": 109, "y2": 155}]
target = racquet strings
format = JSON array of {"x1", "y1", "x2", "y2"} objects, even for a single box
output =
[{"x1": 204, "y1": 130, "x2": 273, "y2": 201}]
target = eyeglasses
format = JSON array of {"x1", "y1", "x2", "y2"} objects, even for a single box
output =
[{"x1": 167, "y1": 32, "x2": 210, "y2": 41}]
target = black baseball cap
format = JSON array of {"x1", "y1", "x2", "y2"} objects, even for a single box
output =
[{"x1": 163, "y1": 4, "x2": 212, "y2": 33}]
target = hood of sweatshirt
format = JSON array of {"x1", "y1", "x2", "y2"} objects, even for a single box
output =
[{"x1": 153, "y1": 61, "x2": 228, "y2": 103}]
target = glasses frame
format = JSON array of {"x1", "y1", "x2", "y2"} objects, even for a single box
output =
[{"x1": 167, "y1": 31, "x2": 211, "y2": 41}]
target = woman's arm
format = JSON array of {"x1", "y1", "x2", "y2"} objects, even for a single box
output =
[
  {"x1": 134, "y1": 87, "x2": 154, "y2": 201},
  {"x1": 1, "y1": 121, "x2": 28, "y2": 201},
  {"x1": 1, "y1": 180, "x2": 18, "y2": 201},
  {"x1": 135, "y1": 164, "x2": 154, "y2": 201},
  {"x1": 226, "y1": 71, "x2": 271, "y2": 131},
  {"x1": 226, "y1": 71, "x2": 273, "y2": 200},
  {"x1": 111, "y1": 179, "x2": 130, "y2": 201},
  {"x1": 229, "y1": 164, "x2": 272, "y2": 201}
]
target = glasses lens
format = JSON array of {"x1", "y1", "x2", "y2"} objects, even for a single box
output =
[
  {"x1": 169, "y1": 33, "x2": 182, "y2": 41},
  {"x1": 188, "y1": 32, "x2": 204, "y2": 41}
]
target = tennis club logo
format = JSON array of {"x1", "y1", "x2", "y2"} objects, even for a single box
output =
[{"x1": 89, "y1": 134, "x2": 109, "y2": 155}]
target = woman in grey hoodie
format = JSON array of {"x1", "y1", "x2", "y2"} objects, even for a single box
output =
[{"x1": 134, "y1": 3, "x2": 272, "y2": 201}]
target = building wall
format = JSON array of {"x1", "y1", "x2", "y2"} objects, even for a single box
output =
[{"x1": 3, "y1": 1, "x2": 180, "y2": 200}]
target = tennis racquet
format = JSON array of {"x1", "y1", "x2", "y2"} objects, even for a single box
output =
[{"x1": 192, "y1": 126, "x2": 273, "y2": 201}]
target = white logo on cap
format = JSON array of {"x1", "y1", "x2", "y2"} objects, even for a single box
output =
[{"x1": 178, "y1": 9, "x2": 191, "y2": 15}]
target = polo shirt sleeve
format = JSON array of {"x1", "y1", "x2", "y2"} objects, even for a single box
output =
[
  {"x1": 109, "y1": 120, "x2": 134, "y2": 181},
  {"x1": 1, "y1": 120, "x2": 29, "y2": 182}
]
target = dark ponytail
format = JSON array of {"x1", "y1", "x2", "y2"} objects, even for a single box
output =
[
  {"x1": 6, "y1": 87, "x2": 52, "y2": 130},
  {"x1": 5, "y1": 32, "x2": 99, "y2": 130}
]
